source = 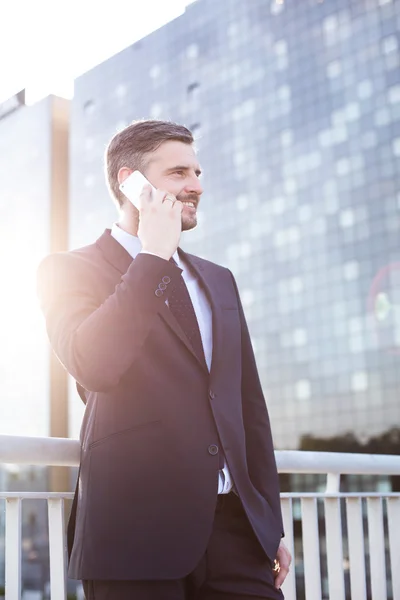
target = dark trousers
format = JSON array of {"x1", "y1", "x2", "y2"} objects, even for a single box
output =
[{"x1": 83, "y1": 493, "x2": 284, "y2": 600}]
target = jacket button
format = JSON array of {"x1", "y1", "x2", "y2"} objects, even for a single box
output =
[
  {"x1": 162, "y1": 276, "x2": 171, "y2": 284},
  {"x1": 155, "y1": 289, "x2": 163, "y2": 297},
  {"x1": 208, "y1": 444, "x2": 219, "y2": 456},
  {"x1": 158, "y1": 283, "x2": 167, "y2": 291},
  {"x1": 209, "y1": 390, "x2": 216, "y2": 400}
]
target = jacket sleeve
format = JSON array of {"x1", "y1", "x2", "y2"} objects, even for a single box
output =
[
  {"x1": 37, "y1": 251, "x2": 180, "y2": 393},
  {"x1": 230, "y1": 272, "x2": 284, "y2": 536}
]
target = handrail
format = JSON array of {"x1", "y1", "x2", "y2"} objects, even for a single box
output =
[
  {"x1": 0, "y1": 434, "x2": 80, "y2": 466},
  {"x1": 1, "y1": 435, "x2": 400, "y2": 474},
  {"x1": 277, "y1": 449, "x2": 400, "y2": 475}
]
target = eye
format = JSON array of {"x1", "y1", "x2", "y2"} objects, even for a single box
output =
[{"x1": 175, "y1": 170, "x2": 185, "y2": 176}]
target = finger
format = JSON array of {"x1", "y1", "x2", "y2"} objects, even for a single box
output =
[
  {"x1": 274, "y1": 566, "x2": 289, "y2": 589},
  {"x1": 276, "y1": 544, "x2": 292, "y2": 568},
  {"x1": 153, "y1": 189, "x2": 168, "y2": 205},
  {"x1": 139, "y1": 184, "x2": 153, "y2": 204},
  {"x1": 172, "y1": 199, "x2": 183, "y2": 213},
  {"x1": 162, "y1": 193, "x2": 176, "y2": 206}
]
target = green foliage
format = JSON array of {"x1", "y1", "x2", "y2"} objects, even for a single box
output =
[{"x1": 299, "y1": 427, "x2": 400, "y2": 454}]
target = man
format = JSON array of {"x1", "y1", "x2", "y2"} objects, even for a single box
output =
[{"x1": 38, "y1": 120, "x2": 291, "y2": 600}]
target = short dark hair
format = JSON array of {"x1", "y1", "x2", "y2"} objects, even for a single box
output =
[{"x1": 105, "y1": 120, "x2": 194, "y2": 207}]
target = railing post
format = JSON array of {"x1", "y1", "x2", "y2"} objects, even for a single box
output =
[
  {"x1": 387, "y1": 497, "x2": 400, "y2": 600},
  {"x1": 326, "y1": 472, "x2": 340, "y2": 493},
  {"x1": 367, "y1": 497, "x2": 387, "y2": 600},
  {"x1": 324, "y1": 497, "x2": 345, "y2": 600},
  {"x1": 301, "y1": 498, "x2": 322, "y2": 600},
  {"x1": 48, "y1": 497, "x2": 68, "y2": 600},
  {"x1": 280, "y1": 498, "x2": 297, "y2": 600},
  {"x1": 5, "y1": 497, "x2": 22, "y2": 600},
  {"x1": 346, "y1": 498, "x2": 367, "y2": 600}
]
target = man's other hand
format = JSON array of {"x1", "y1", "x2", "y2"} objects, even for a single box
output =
[{"x1": 273, "y1": 540, "x2": 292, "y2": 589}]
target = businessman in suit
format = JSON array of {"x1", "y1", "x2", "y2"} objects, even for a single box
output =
[{"x1": 38, "y1": 120, "x2": 291, "y2": 599}]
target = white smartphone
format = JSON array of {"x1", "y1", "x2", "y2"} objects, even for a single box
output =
[{"x1": 119, "y1": 170, "x2": 156, "y2": 209}]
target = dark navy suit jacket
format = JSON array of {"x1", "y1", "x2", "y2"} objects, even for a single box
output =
[{"x1": 37, "y1": 229, "x2": 283, "y2": 581}]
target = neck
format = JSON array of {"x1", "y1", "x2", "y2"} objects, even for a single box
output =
[{"x1": 118, "y1": 207, "x2": 139, "y2": 237}]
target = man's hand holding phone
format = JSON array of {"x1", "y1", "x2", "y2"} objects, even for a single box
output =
[
  {"x1": 119, "y1": 171, "x2": 182, "y2": 261},
  {"x1": 137, "y1": 185, "x2": 183, "y2": 261}
]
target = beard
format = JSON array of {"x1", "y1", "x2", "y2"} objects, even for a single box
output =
[{"x1": 176, "y1": 192, "x2": 200, "y2": 232}]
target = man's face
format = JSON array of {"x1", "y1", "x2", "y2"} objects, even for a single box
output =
[{"x1": 143, "y1": 140, "x2": 203, "y2": 232}]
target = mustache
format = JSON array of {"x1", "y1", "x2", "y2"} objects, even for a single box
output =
[{"x1": 176, "y1": 192, "x2": 200, "y2": 204}]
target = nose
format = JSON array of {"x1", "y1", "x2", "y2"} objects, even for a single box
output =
[{"x1": 185, "y1": 174, "x2": 203, "y2": 196}]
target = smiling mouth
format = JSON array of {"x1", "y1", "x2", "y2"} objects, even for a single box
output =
[{"x1": 182, "y1": 201, "x2": 196, "y2": 209}]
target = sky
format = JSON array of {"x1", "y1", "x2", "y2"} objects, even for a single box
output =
[{"x1": 1, "y1": 0, "x2": 195, "y2": 105}]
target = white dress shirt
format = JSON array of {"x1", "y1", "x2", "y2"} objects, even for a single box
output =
[{"x1": 111, "y1": 224, "x2": 233, "y2": 494}]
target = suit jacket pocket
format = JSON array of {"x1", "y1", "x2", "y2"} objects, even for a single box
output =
[{"x1": 88, "y1": 419, "x2": 162, "y2": 450}]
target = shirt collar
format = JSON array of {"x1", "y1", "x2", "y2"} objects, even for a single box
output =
[{"x1": 111, "y1": 223, "x2": 181, "y2": 266}]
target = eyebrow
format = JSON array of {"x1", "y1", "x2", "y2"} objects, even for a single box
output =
[{"x1": 166, "y1": 165, "x2": 202, "y2": 176}]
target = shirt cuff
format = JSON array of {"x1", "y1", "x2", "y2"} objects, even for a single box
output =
[{"x1": 140, "y1": 250, "x2": 169, "y2": 260}]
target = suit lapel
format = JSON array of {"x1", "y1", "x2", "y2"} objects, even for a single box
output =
[
  {"x1": 179, "y1": 249, "x2": 224, "y2": 377},
  {"x1": 158, "y1": 297, "x2": 206, "y2": 370}
]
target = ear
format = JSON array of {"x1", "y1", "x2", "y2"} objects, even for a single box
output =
[{"x1": 117, "y1": 167, "x2": 133, "y2": 185}]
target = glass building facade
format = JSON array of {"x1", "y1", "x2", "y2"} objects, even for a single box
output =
[
  {"x1": 70, "y1": 0, "x2": 400, "y2": 449},
  {"x1": 0, "y1": 95, "x2": 71, "y2": 595},
  {"x1": 0, "y1": 97, "x2": 55, "y2": 437}
]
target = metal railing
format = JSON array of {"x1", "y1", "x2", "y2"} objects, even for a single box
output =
[{"x1": 1, "y1": 434, "x2": 400, "y2": 600}]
